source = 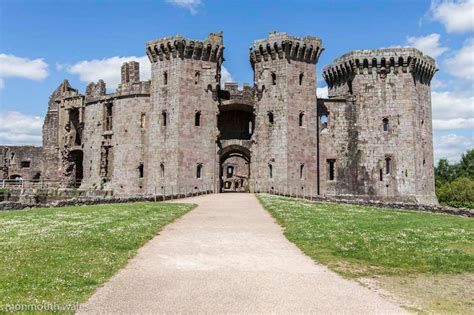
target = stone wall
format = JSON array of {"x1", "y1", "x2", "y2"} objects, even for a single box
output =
[{"x1": 0, "y1": 146, "x2": 43, "y2": 180}]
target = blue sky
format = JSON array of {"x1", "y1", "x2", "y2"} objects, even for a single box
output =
[{"x1": 0, "y1": 0, "x2": 473, "y2": 162}]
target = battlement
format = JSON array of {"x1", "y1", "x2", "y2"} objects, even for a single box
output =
[
  {"x1": 250, "y1": 32, "x2": 323, "y2": 65},
  {"x1": 121, "y1": 61, "x2": 140, "y2": 83},
  {"x1": 322, "y1": 48, "x2": 437, "y2": 87},
  {"x1": 146, "y1": 32, "x2": 224, "y2": 63}
]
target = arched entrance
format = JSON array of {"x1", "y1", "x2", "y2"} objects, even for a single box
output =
[{"x1": 218, "y1": 145, "x2": 250, "y2": 193}]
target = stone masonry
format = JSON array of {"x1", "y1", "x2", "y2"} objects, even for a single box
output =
[{"x1": 0, "y1": 32, "x2": 438, "y2": 204}]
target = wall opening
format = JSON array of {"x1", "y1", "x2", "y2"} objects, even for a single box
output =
[
  {"x1": 104, "y1": 104, "x2": 113, "y2": 131},
  {"x1": 268, "y1": 111, "x2": 274, "y2": 125},
  {"x1": 195, "y1": 111, "x2": 201, "y2": 126},
  {"x1": 227, "y1": 165, "x2": 234, "y2": 178},
  {"x1": 162, "y1": 111, "x2": 167, "y2": 126},
  {"x1": 271, "y1": 72, "x2": 276, "y2": 85},
  {"x1": 20, "y1": 161, "x2": 31, "y2": 168},
  {"x1": 327, "y1": 159, "x2": 335, "y2": 180},
  {"x1": 196, "y1": 163, "x2": 203, "y2": 179},
  {"x1": 299, "y1": 112, "x2": 304, "y2": 127},
  {"x1": 160, "y1": 163, "x2": 165, "y2": 178},
  {"x1": 138, "y1": 163, "x2": 144, "y2": 178},
  {"x1": 300, "y1": 163, "x2": 304, "y2": 180},
  {"x1": 383, "y1": 118, "x2": 389, "y2": 132},
  {"x1": 141, "y1": 113, "x2": 146, "y2": 129},
  {"x1": 379, "y1": 169, "x2": 383, "y2": 181},
  {"x1": 268, "y1": 163, "x2": 273, "y2": 178},
  {"x1": 320, "y1": 113, "x2": 328, "y2": 130},
  {"x1": 163, "y1": 71, "x2": 168, "y2": 85},
  {"x1": 299, "y1": 72, "x2": 304, "y2": 85},
  {"x1": 385, "y1": 157, "x2": 391, "y2": 174},
  {"x1": 195, "y1": 71, "x2": 200, "y2": 84},
  {"x1": 219, "y1": 147, "x2": 250, "y2": 192}
]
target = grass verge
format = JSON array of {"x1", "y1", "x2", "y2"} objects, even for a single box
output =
[
  {"x1": 256, "y1": 193, "x2": 474, "y2": 313},
  {"x1": 0, "y1": 202, "x2": 195, "y2": 313}
]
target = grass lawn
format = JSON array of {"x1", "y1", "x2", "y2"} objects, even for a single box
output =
[
  {"x1": 257, "y1": 194, "x2": 474, "y2": 313},
  {"x1": 0, "y1": 202, "x2": 195, "y2": 313}
]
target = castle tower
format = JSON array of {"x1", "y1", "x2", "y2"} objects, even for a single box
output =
[
  {"x1": 146, "y1": 32, "x2": 223, "y2": 192},
  {"x1": 322, "y1": 48, "x2": 438, "y2": 204},
  {"x1": 250, "y1": 32, "x2": 323, "y2": 193}
]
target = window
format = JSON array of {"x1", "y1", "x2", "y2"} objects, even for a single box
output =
[
  {"x1": 268, "y1": 164, "x2": 273, "y2": 178},
  {"x1": 383, "y1": 118, "x2": 389, "y2": 132},
  {"x1": 196, "y1": 164, "x2": 203, "y2": 179},
  {"x1": 299, "y1": 112, "x2": 304, "y2": 127},
  {"x1": 271, "y1": 72, "x2": 276, "y2": 85},
  {"x1": 379, "y1": 169, "x2": 383, "y2": 181},
  {"x1": 162, "y1": 111, "x2": 167, "y2": 126},
  {"x1": 163, "y1": 71, "x2": 168, "y2": 85},
  {"x1": 227, "y1": 166, "x2": 234, "y2": 177},
  {"x1": 160, "y1": 163, "x2": 165, "y2": 177},
  {"x1": 105, "y1": 104, "x2": 113, "y2": 131},
  {"x1": 195, "y1": 71, "x2": 200, "y2": 84},
  {"x1": 385, "y1": 157, "x2": 391, "y2": 174},
  {"x1": 268, "y1": 112, "x2": 274, "y2": 125},
  {"x1": 327, "y1": 159, "x2": 336, "y2": 180},
  {"x1": 299, "y1": 73, "x2": 304, "y2": 85},
  {"x1": 320, "y1": 114, "x2": 328, "y2": 129},
  {"x1": 195, "y1": 111, "x2": 201, "y2": 126},
  {"x1": 141, "y1": 113, "x2": 146, "y2": 129},
  {"x1": 300, "y1": 163, "x2": 304, "y2": 180},
  {"x1": 21, "y1": 161, "x2": 31, "y2": 168},
  {"x1": 138, "y1": 163, "x2": 144, "y2": 178},
  {"x1": 248, "y1": 121, "x2": 253, "y2": 135}
]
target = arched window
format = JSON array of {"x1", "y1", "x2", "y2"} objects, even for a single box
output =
[
  {"x1": 299, "y1": 73, "x2": 304, "y2": 85},
  {"x1": 268, "y1": 164, "x2": 273, "y2": 178},
  {"x1": 196, "y1": 163, "x2": 203, "y2": 179},
  {"x1": 327, "y1": 159, "x2": 335, "y2": 180},
  {"x1": 163, "y1": 71, "x2": 168, "y2": 85},
  {"x1": 383, "y1": 118, "x2": 389, "y2": 132},
  {"x1": 138, "y1": 163, "x2": 144, "y2": 178},
  {"x1": 162, "y1": 111, "x2": 167, "y2": 126},
  {"x1": 160, "y1": 163, "x2": 165, "y2": 177},
  {"x1": 227, "y1": 165, "x2": 234, "y2": 177},
  {"x1": 385, "y1": 157, "x2": 391, "y2": 174},
  {"x1": 300, "y1": 163, "x2": 304, "y2": 179},
  {"x1": 299, "y1": 112, "x2": 304, "y2": 127},
  {"x1": 195, "y1": 111, "x2": 201, "y2": 126},
  {"x1": 195, "y1": 71, "x2": 200, "y2": 84},
  {"x1": 268, "y1": 111, "x2": 274, "y2": 125},
  {"x1": 271, "y1": 72, "x2": 276, "y2": 85}
]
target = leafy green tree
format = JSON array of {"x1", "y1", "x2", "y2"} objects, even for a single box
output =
[{"x1": 457, "y1": 149, "x2": 474, "y2": 179}]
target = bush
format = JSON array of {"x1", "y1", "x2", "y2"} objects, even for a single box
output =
[{"x1": 437, "y1": 177, "x2": 474, "y2": 209}]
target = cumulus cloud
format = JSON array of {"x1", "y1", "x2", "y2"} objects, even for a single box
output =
[
  {"x1": 317, "y1": 86, "x2": 328, "y2": 98},
  {"x1": 0, "y1": 111, "x2": 43, "y2": 145},
  {"x1": 406, "y1": 33, "x2": 448, "y2": 58},
  {"x1": 444, "y1": 38, "x2": 474, "y2": 81},
  {"x1": 165, "y1": 0, "x2": 202, "y2": 14},
  {"x1": 64, "y1": 56, "x2": 151, "y2": 89},
  {"x1": 0, "y1": 54, "x2": 49, "y2": 89},
  {"x1": 434, "y1": 133, "x2": 474, "y2": 162},
  {"x1": 220, "y1": 66, "x2": 234, "y2": 84},
  {"x1": 431, "y1": 90, "x2": 474, "y2": 120},
  {"x1": 430, "y1": 0, "x2": 474, "y2": 33},
  {"x1": 433, "y1": 118, "x2": 474, "y2": 130}
]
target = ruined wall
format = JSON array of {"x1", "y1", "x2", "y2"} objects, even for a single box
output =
[
  {"x1": 0, "y1": 146, "x2": 43, "y2": 180},
  {"x1": 322, "y1": 48, "x2": 437, "y2": 204},
  {"x1": 250, "y1": 32, "x2": 323, "y2": 193},
  {"x1": 146, "y1": 33, "x2": 222, "y2": 193}
]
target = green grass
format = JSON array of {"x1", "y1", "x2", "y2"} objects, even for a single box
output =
[
  {"x1": 257, "y1": 194, "x2": 474, "y2": 313},
  {"x1": 257, "y1": 194, "x2": 474, "y2": 277},
  {"x1": 0, "y1": 202, "x2": 195, "y2": 312}
]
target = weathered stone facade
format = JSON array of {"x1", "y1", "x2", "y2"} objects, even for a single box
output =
[{"x1": 0, "y1": 32, "x2": 438, "y2": 204}]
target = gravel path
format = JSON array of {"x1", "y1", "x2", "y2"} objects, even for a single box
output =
[{"x1": 79, "y1": 193, "x2": 406, "y2": 314}]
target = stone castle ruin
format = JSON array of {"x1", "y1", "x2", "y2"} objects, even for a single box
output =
[{"x1": 1, "y1": 32, "x2": 438, "y2": 204}]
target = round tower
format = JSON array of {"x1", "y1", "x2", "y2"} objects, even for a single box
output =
[{"x1": 322, "y1": 48, "x2": 438, "y2": 204}]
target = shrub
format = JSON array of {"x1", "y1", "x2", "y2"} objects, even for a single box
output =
[{"x1": 437, "y1": 177, "x2": 474, "y2": 209}]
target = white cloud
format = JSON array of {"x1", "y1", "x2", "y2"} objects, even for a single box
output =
[
  {"x1": 444, "y1": 38, "x2": 474, "y2": 81},
  {"x1": 406, "y1": 33, "x2": 448, "y2": 58},
  {"x1": 317, "y1": 86, "x2": 328, "y2": 98},
  {"x1": 434, "y1": 133, "x2": 474, "y2": 162},
  {"x1": 0, "y1": 111, "x2": 43, "y2": 145},
  {"x1": 432, "y1": 90, "x2": 474, "y2": 120},
  {"x1": 165, "y1": 0, "x2": 202, "y2": 14},
  {"x1": 64, "y1": 56, "x2": 151, "y2": 89},
  {"x1": 0, "y1": 54, "x2": 49, "y2": 89},
  {"x1": 220, "y1": 66, "x2": 234, "y2": 84},
  {"x1": 433, "y1": 117, "x2": 474, "y2": 129},
  {"x1": 430, "y1": 0, "x2": 474, "y2": 33}
]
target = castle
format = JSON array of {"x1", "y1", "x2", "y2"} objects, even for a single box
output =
[{"x1": 1, "y1": 32, "x2": 439, "y2": 204}]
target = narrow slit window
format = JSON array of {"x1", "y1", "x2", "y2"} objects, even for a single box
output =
[
  {"x1": 195, "y1": 71, "x2": 200, "y2": 84},
  {"x1": 385, "y1": 157, "x2": 391, "y2": 174},
  {"x1": 299, "y1": 73, "x2": 304, "y2": 85},
  {"x1": 163, "y1": 71, "x2": 168, "y2": 85},
  {"x1": 162, "y1": 111, "x2": 167, "y2": 126},
  {"x1": 196, "y1": 164, "x2": 203, "y2": 179},
  {"x1": 160, "y1": 163, "x2": 165, "y2": 177},
  {"x1": 271, "y1": 72, "x2": 276, "y2": 85},
  {"x1": 268, "y1": 112, "x2": 274, "y2": 125},
  {"x1": 320, "y1": 114, "x2": 328, "y2": 129},
  {"x1": 138, "y1": 163, "x2": 144, "y2": 178},
  {"x1": 268, "y1": 164, "x2": 273, "y2": 178},
  {"x1": 327, "y1": 159, "x2": 336, "y2": 180},
  {"x1": 195, "y1": 111, "x2": 201, "y2": 126},
  {"x1": 140, "y1": 113, "x2": 146, "y2": 129},
  {"x1": 300, "y1": 163, "x2": 304, "y2": 180},
  {"x1": 379, "y1": 169, "x2": 383, "y2": 181},
  {"x1": 383, "y1": 118, "x2": 389, "y2": 132},
  {"x1": 299, "y1": 112, "x2": 304, "y2": 127}
]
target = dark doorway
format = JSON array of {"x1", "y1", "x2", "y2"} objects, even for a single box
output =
[
  {"x1": 219, "y1": 145, "x2": 250, "y2": 192},
  {"x1": 70, "y1": 150, "x2": 83, "y2": 187}
]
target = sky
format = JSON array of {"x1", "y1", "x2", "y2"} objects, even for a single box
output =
[{"x1": 0, "y1": 0, "x2": 473, "y2": 163}]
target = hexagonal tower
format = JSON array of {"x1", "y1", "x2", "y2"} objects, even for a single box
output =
[
  {"x1": 146, "y1": 32, "x2": 223, "y2": 193},
  {"x1": 322, "y1": 48, "x2": 438, "y2": 204},
  {"x1": 250, "y1": 32, "x2": 323, "y2": 193}
]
